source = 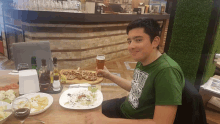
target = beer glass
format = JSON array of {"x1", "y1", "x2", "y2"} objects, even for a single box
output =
[{"x1": 96, "y1": 55, "x2": 105, "y2": 70}]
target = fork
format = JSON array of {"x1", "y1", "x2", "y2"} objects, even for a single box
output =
[
  {"x1": 3, "y1": 110, "x2": 45, "y2": 124},
  {"x1": 28, "y1": 117, "x2": 45, "y2": 124}
]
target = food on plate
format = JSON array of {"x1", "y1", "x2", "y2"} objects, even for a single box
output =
[
  {"x1": 67, "y1": 75, "x2": 76, "y2": 80},
  {"x1": 64, "y1": 87, "x2": 98, "y2": 107},
  {"x1": 60, "y1": 69, "x2": 98, "y2": 82},
  {"x1": 63, "y1": 71, "x2": 68, "y2": 75},
  {"x1": 88, "y1": 86, "x2": 98, "y2": 93},
  {"x1": 82, "y1": 71, "x2": 97, "y2": 81},
  {"x1": 19, "y1": 95, "x2": 49, "y2": 113},
  {"x1": 0, "y1": 105, "x2": 11, "y2": 121},
  {"x1": 0, "y1": 83, "x2": 19, "y2": 91},
  {"x1": 75, "y1": 73, "x2": 83, "y2": 80},
  {"x1": 0, "y1": 90, "x2": 16, "y2": 103},
  {"x1": 30, "y1": 95, "x2": 49, "y2": 112}
]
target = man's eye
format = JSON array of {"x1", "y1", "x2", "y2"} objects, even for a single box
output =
[
  {"x1": 135, "y1": 39, "x2": 142, "y2": 42},
  {"x1": 127, "y1": 40, "x2": 131, "y2": 44}
]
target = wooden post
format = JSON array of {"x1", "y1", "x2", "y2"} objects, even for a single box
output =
[
  {"x1": 159, "y1": 19, "x2": 169, "y2": 53},
  {"x1": 0, "y1": 40, "x2": 4, "y2": 54}
]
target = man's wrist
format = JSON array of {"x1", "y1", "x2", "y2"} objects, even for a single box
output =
[{"x1": 106, "y1": 72, "x2": 113, "y2": 80}]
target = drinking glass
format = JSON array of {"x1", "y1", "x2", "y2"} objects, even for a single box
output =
[
  {"x1": 25, "y1": 0, "x2": 30, "y2": 10},
  {"x1": 96, "y1": 55, "x2": 105, "y2": 70},
  {"x1": 17, "y1": 63, "x2": 29, "y2": 71},
  {"x1": 12, "y1": 97, "x2": 31, "y2": 124},
  {"x1": 96, "y1": 55, "x2": 105, "y2": 76},
  {"x1": 58, "y1": 1, "x2": 62, "y2": 10},
  {"x1": 81, "y1": 0, "x2": 86, "y2": 12}
]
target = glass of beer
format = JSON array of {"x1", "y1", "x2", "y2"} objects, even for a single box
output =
[{"x1": 96, "y1": 55, "x2": 105, "y2": 70}]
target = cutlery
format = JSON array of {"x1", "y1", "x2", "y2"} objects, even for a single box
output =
[
  {"x1": 3, "y1": 110, "x2": 45, "y2": 123},
  {"x1": 28, "y1": 117, "x2": 45, "y2": 124},
  {"x1": 11, "y1": 70, "x2": 19, "y2": 73},
  {"x1": 4, "y1": 109, "x2": 13, "y2": 112},
  {"x1": 66, "y1": 85, "x2": 96, "y2": 88}
]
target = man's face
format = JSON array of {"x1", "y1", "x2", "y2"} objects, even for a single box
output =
[{"x1": 127, "y1": 28, "x2": 155, "y2": 63}]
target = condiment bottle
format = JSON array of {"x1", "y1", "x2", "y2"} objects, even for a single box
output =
[
  {"x1": 39, "y1": 59, "x2": 51, "y2": 91},
  {"x1": 53, "y1": 75, "x2": 60, "y2": 91},
  {"x1": 51, "y1": 57, "x2": 59, "y2": 83},
  {"x1": 31, "y1": 56, "x2": 37, "y2": 69},
  {"x1": 53, "y1": 57, "x2": 59, "y2": 76}
]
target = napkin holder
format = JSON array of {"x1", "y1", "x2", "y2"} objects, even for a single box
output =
[{"x1": 19, "y1": 69, "x2": 40, "y2": 94}]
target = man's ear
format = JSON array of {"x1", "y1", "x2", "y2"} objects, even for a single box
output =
[{"x1": 152, "y1": 36, "x2": 160, "y2": 48}]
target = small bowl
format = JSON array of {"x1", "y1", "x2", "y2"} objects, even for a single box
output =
[{"x1": 0, "y1": 101, "x2": 12, "y2": 124}]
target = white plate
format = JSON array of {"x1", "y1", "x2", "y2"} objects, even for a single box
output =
[
  {"x1": 0, "y1": 101, "x2": 12, "y2": 124},
  {"x1": 16, "y1": 93, "x2": 53, "y2": 115},
  {"x1": 59, "y1": 88, "x2": 103, "y2": 109}
]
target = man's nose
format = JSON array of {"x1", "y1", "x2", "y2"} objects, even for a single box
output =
[{"x1": 128, "y1": 41, "x2": 136, "y2": 49}]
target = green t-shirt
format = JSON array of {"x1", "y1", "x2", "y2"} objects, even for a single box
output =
[{"x1": 120, "y1": 53, "x2": 185, "y2": 119}]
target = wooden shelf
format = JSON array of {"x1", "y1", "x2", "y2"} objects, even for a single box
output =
[{"x1": 5, "y1": 9, "x2": 169, "y2": 24}]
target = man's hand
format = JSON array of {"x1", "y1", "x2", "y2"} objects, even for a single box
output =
[
  {"x1": 85, "y1": 112, "x2": 110, "y2": 124},
  {"x1": 96, "y1": 66, "x2": 111, "y2": 79},
  {"x1": 97, "y1": 66, "x2": 132, "y2": 91}
]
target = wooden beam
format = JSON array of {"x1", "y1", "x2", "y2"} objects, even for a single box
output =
[{"x1": 159, "y1": 19, "x2": 169, "y2": 53}]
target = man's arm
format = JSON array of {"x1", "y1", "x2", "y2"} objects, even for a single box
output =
[
  {"x1": 97, "y1": 66, "x2": 132, "y2": 91},
  {"x1": 86, "y1": 105, "x2": 177, "y2": 124},
  {"x1": 153, "y1": 105, "x2": 177, "y2": 124},
  {"x1": 107, "y1": 72, "x2": 132, "y2": 92}
]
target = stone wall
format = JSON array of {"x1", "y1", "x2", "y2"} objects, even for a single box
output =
[
  {"x1": 23, "y1": 22, "x2": 129, "y2": 69},
  {"x1": 2, "y1": 18, "x2": 168, "y2": 69}
]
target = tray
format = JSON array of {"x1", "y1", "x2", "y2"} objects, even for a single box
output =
[{"x1": 59, "y1": 69, "x2": 103, "y2": 85}]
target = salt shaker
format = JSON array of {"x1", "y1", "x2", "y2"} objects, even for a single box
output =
[{"x1": 53, "y1": 75, "x2": 60, "y2": 91}]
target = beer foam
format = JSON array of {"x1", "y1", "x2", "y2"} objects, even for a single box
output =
[{"x1": 97, "y1": 56, "x2": 105, "y2": 60}]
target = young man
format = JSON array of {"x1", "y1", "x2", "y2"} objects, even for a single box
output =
[{"x1": 85, "y1": 18, "x2": 185, "y2": 124}]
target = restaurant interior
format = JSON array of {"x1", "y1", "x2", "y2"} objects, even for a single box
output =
[{"x1": 0, "y1": 0, "x2": 220, "y2": 123}]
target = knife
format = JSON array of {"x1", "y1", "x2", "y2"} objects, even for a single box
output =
[
  {"x1": 4, "y1": 109, "x2": 13, "y2": 112},
  {"x1": 67, "y1": 85, "x2": 96, "y2": 88}
]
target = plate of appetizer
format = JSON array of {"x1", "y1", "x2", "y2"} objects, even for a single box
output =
[
  {"x1": 59, "y1": 84, "x2": 103, "y2": 109},
  {"x1": 16, "y1": 93, "x2": 53, "y2": 115}
]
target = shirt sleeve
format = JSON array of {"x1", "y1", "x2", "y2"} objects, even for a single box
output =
[{"x1": 154, "y1": 67, "x2": 184, "y2": 105}]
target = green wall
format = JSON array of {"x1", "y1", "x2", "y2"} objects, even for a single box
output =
[
  {"x1": 203, "y1": 19, "x2": 220, "y2": 83},
  {"x1": 167, "y1": 0, "x2": 213, "y2": 84}
]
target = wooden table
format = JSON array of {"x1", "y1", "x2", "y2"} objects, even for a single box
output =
[{"x1": 0, "y1": 70, "x2": 102, "y2": 124}]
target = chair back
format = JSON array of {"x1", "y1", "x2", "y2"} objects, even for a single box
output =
[
  {"x1": 12, "y1": 41, "x2": 53, "y2": 71},
  {"x1": 174, "y1": 79, "x2": 207, "y2": 124}
]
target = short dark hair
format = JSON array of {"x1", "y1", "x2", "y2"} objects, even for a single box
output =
[{"x1": 126, "y1": 18, "x2": 161, "y2": 49}]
